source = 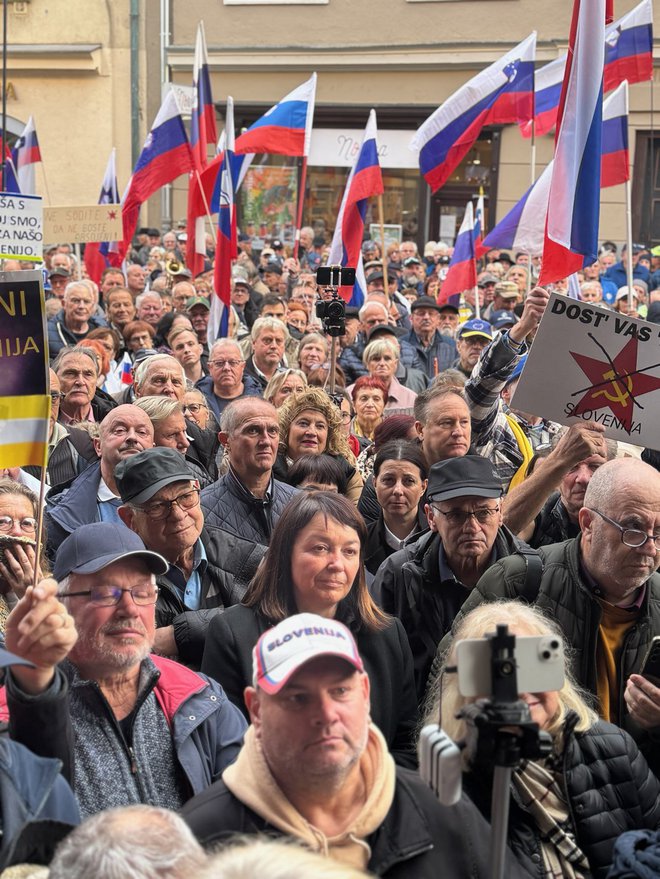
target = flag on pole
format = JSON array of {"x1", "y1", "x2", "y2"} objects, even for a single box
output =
[
  {"x1": 439, "y1": 202, "x2": 477, "y2": 306},
  {"x1": 327, "y1": 110, "x2": 384, "y2": 306},
  {"x1": 190, "y1": 22, "x2": 217, "y2": 171},
  {"x1": 209, "y1": 97, "x2": 237, "y2": 345},
  {"x1": 9, "y1": 117, "x2": 42, "y2": 195},
  {"x1": 235, "y1": 73, "x2": 317, "y2": 157},
  {"x1": 604, "y1": 0, "x2": 653, "y2": 91},
  {"x1": 519, "y1": 56, "x2": 566, "y2": 138},
  {"x1": 121, "y1": 89, "x2": 194, "y2": 259},
  {"x1": 539, "y1": 0, "x2": 605, "y2": 285},
  {"x1": 3, "y1": 144, "x2": 19, "y2": 194},
  {"x1": 601, "y1": 80, "x2": 630, "y2": 188},
  {"x1": 474, "y1": 190, "x2": 486, "y2": 257},
  {"x1": 187, "y1": 22, "x2": 218, "y2": 278},
  {"x1": 482, "y1": 163, "x2": 553, "y2": 256},
  {"x1": 84, "y1": 149, "x2": 122, "y2": 285},
  {"x1": 186, "y1": 75, "x2": 316, "y2": 249},
  {"x1": 411, "y1": 34, "x2": 536, "y2": 193}
]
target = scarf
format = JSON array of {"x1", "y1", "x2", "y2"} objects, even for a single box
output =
[{"x1": 512, "y1": 759, "x2": 589, "y2": 879}]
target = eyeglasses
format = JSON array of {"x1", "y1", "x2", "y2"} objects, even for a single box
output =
[
  {"x1": 50, "y1": 391, "x2": 62, "y2": 402},
  {"x1": 591, "y1": 509, "x2": 660, "y2": 550},
  {"x1": 339, "y1": 412, "x2": 352, "y2": 424},
  {"x1": 61, "y1": 584, "x2": 159, "y2": 607},
  {"x1": 183, "y1": 403, "x2": 208, "y2": 414},
  {"x1": 432, "y1": 506, "x2": 500, "y2": 526},
  {"x1": 0, "y1": 515, "x2": 37, "y2": 533},
  {"x1": 208, "y1": 359, "x2": 243, "y2": 369},
  {"x1": 132, "y1": 488, "x2": 200, "y2": 520}
]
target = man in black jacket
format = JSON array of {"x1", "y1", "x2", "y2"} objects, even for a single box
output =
[
  {"x1": 182, "y1": 612, "x2": 528, "y2": 879},
  {"x1": 372, "y1": 455, "x2": 533, "y2": 701},
  {"x1": 201, "y1": 398, "x2": 298, "y2": 545},
  {"x1": 116, "y1": 448, "x2": 265, "y2": 667}
]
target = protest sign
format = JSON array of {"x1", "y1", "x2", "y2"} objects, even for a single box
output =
[
  {"x1": 0, "y1": 270, "x2": 49, "y2": 467},
  {"x1": 43, "y1": 204, "x2": 122, "y2": 244},
  {"x1": 511, "y1": 292, "x2": 660, "y2": 445},
  {"x1": 0, "y1": 192, "x2": 43, "y2": 262}
]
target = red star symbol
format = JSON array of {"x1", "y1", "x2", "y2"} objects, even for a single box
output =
[
  {"x1": 570, "y1": 335, "x2": 660, "y2": 433},
  {"x1": 107, "y1": 210, "x2": 117, "y2": 219}
]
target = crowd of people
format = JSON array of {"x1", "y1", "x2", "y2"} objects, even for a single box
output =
[{"x1": 2, "y1": 226, "x2": 660, "y2": 877}]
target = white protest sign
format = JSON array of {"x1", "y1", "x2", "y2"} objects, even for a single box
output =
[
  {"x1": 511, "y1": 292, "x2": 660, "y2": 445},
  {"x1": 0, "y1": 192, "x2": 43, "y2": 262},
  {"x1": 43, "y1": 205, "x2": 122, "y2": 244}
]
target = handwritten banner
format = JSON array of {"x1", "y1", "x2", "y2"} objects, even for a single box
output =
[{"x1": 0, "y1": 192, "x2": 43, "y2": 262}]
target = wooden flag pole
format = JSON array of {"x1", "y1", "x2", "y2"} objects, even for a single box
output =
[
  {"x1": 195, "y1": 169, "x2": 217, "y2": 246},
  {"x1": 293, "y1": 155, "x2": 308, "y2": 260}
]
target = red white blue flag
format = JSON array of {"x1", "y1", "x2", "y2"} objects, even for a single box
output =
[
  {"x1": 187, "y1": 22, "x2": 218, "y2": 278},
  {"x1": 235, "y1": 73, "x2": 316, "y2": 157},
  {"x1": 411, "y1": 34, "x2": 536, "y2": 193},
  {"x1": 482, "y1": 163, "x2": 553, "y2": 256},
  {"x1": 604, "y1": 0, "x2": 653, "y2": 91},
  {"x1": 439, "y1": 201, "x2": 477, "y2": 306},
  {"x1": 519, "y1": 56, "x2": 566, "y2": 139},
  {"x1": 210, "y1": 97, "x2": 237, "y2": 345},
  {"x1": 121, "y1": 89, "x2": 194, "y2": 258},
  {"x1": 539, "y1": 0, "x2": 605, "y2": 285},
  {"x1": 473, "y1": 191, "x2": 486, "y2": 258},
  {"x1": 327, "y1": 110, "x2": 384, "y2": 307},
  {"x1": 84, "y1": 148, "x2": 122, "y2": 284},
  {"x1": 7, "y1": 116, "x2": 42, "y2": 195},
  {"x1": 601, "y1": 80, "x2": 629, "y2": 188}
]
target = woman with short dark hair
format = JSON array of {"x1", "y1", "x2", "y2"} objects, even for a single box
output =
[{"x1": 201, "y1": 491, "x2": 419, "y2": 767}]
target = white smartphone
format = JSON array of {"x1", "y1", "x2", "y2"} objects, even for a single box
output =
[{"x1": 456, "y1": 635, "x2": 565, "y2": 698}]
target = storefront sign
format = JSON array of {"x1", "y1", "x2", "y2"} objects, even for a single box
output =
[{"x1": 309, "y1": 129, "x2": 418, "y2": 169}]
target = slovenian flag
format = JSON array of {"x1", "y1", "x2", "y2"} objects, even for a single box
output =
[
  {"x1": 9, "y1": 117, "x2": 42, "y2": 195},
  {"x1": 187, "y1": 21, "x2": 218, "y2": 278},
  {"x1": 604, "y1": 0, "x2": 653, "y2": 92},
  {"x1": 539, "y1": 0, "x2": 605, "y2": 285},
  {"x1": 411, "y1": 34, "x2": 536, "y2": 193},
  {"x1": 327, "y1": 110, "x2": 384, "y2": 307},
  {"x1": 439, "y1": 201, "x2": 477, "y2": 306},
  {"x1": 121, "y1": 89, "x2": 194, "y2": 259},
  {"x1": 210, "y1": 97, "x2": 237, "y2": 345},
  {"x1": 519, "y1": 56, "x2": 566, "y2": 139},
  {"x1": 601, "y1": 80, "x2": 630, "y2": 188},
  {"x1": 84, "y1": 148, "x2": 122, "y2": 285}
]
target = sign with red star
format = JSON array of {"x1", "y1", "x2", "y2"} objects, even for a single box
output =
[
  {"x1": 510, "y1": 292, "x2": 660, "y2": 445},
  {"x1": 570, "y1": 336, "x2": 660, "y2": 432}
]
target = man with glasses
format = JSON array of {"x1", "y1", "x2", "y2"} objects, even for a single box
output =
[
  {"x1": 196, "y1": 339, "x2": 262, "y2": 422},
  {"x1": 46, "y1": 404, "x2": 155, "y2": 561},
  {"x1": 116, "y1": 448, "x2": 265, "y2": 667},
  {"x1": 442, "y1": 457, "x2": 660, "y2": 775},
  {"x1": 373, "y1": 455, "x2": 530, "y2": 701},
  {"x1": 5, "y1": 521, "x2": 246, "y2": 818}
]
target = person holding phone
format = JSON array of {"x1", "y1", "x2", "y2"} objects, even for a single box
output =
[{"x1": 430, "y1": 601, "x2": 660, "y2": 879}]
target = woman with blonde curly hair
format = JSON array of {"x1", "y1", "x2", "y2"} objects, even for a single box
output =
[
  {"x1": 274, "y1": 387, "x2": 364, "y2": 503},
  {"x1": 426, "y1": 601, "x2": 660, "y2": 879}
]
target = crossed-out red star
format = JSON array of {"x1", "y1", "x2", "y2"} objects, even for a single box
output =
[{"x1": 570, "y1": 336, "x2": 660, "y2": 433}]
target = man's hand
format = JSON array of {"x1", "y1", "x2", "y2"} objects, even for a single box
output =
[
  {"x1": 509, "y1": 286, "x2": 550, "y2": 344},
  {"x1": 625, "y1": 673, "x2": 660, "y2": 729},
  {"x1": 4, "y1": 578, "x2": 77, "y2": 694},
  {"x1": 549, "y1": 422, "x2": 607, "y2": 469},
  {"x1": 0, "y1": 541, "x2": 43, "y2": 600},
  {"x1": 153, "y1": 625, "x2": 178, "y2": 658}
]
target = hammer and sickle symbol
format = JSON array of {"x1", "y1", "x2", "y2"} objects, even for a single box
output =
[{"x1": 592, "y1": 369, "x2": 633, "y2": 408}]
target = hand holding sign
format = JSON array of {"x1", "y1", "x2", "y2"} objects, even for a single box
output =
[{"x1": 510, "y1": 286, "x2": 550, "y2": 345}]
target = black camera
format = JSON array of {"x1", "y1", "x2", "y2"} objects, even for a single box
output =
[{"x1": 315, "y1": 296, "x2": 346, "y2": 337}]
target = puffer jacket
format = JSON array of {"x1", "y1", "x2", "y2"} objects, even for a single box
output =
[
  {"x1": 444, "y1": 536, "x2": 660, "y2": 776},
  {"x1": 47, "y1": 311, "x2": 109, "y2": 360},
  {"x1": 181, "y1": 766, "x2": 532, "y2": 879},
  {"x1": 372, "y1": 527, "x2": 533, "y2": 702},
  {"x1": 464, "y1": 714, "x2": 660, "y2": 879},
  {"x1": 155, "y1": 525, "x2": 266, "y2": 668},
  {"x1": 200, "y1": 467, "x2": 298, "y2": 545}
]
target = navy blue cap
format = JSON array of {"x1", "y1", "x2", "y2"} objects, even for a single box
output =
[
  {"x1": 53, "y1": 522, "x2": 168, "y2": 581},
  {"x1": 489, "y1": 309, "x2": 518, "y2": 330},
  {"x1": 458, "y1": 319, "x2": 493, "y2": 340}
]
